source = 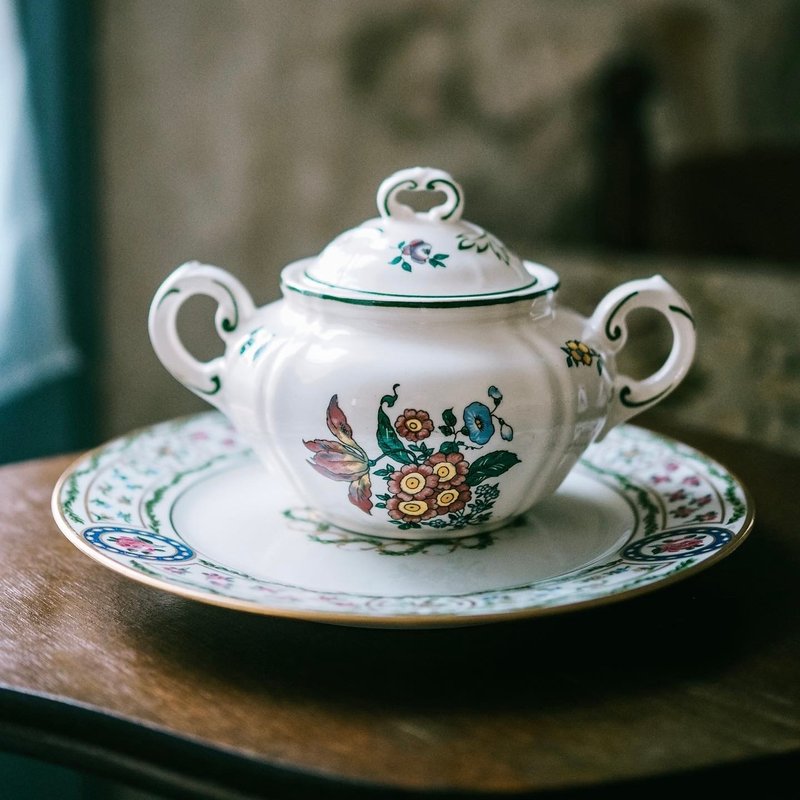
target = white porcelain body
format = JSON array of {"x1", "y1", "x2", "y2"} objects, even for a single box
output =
[{"x1": 149, "y1": 262, "x2": 696, "y2": 539}]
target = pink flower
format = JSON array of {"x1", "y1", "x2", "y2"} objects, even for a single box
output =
[
  {"x1": 402, "y1": 240, "x2": 432, "y2": 264},
  {"x1": 202, "y1": 572, "x2": 232, "y2": 587},
  {"x1": 387, "y1": 463, "x2": 438, "y2": 499},
  {"x1": 670, "y1": 505, "x2": 693, "y2": 518},
  {"x1": 386, "y1": 496, "x2": 438, "y2": 523},
  {"x1": 304, "y1": 395, "x2": 372, "y2": 514},
  {"x1": 657, "y1": 536, "x2": 704, "y2": 553},
  {"x1": 425, "y1": 452, "x2": 469, "y2": 487},
  {"x1": 115, "y1": 535, "x2": 155, "y2": 553},
  {"x1": 433, "y1": 485, "x2": 472, "y2": 515},
  {"x1": 394, "y1": 409, "x2": 434, "y2": 441},
  {"x1": 385, "y1": 463, "x2": 440, "y2": 523}
]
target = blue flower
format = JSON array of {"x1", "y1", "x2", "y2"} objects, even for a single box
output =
[
  {"x1": 488, "y1": 385, "x2": 502, "y2": 402},
  {"x1": 462, "y1": 402, "x2": 495, "y2": 445}
]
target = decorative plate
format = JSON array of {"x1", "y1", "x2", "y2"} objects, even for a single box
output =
[{"x1": 52, "y1": 413, "x2": 753, "y2": 628}]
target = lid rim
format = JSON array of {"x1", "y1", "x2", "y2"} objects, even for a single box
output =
[
  {"x1": 282, "y1": 280, "x2": 559, "y2": 310},
  {"x1": 281, "y1": 257, "x2": 559, "y2": 308},
  {"x1": 282, "y1": 284, "x2": 559, "y2": 309},
  {"x1": 299, "y1": 267, "x2": 541, "y2": 300}
]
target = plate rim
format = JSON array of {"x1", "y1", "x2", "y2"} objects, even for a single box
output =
[{"x1": 51, "y1": 415, "x2": 756, "y2": 628}]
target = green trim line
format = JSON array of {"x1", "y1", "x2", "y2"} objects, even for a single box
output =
[
  {"x1": 144, "y1": 454, "x2": 232, "y2": 533},
  {"x1": 284, "y1": 281, "x2": 559, "y2": 309},
  {"x1": 212, "y1": 279, "x2": 239, "y2": 332},
  {"x1": 619, "y1": 384, "x2": 672, "y2": 409},
  {"x1": 381, "y1": 178, "x2": 417, "y2": 217},
  {"x1": 301, "y1": 268, "x2": 539, "y2": 299},
  {"x1": 61, "y1": 451, "x2": 103, "y2": 525},
  {"x1": 669, "y1": 304, "x2": 696, "y2": 327},
  {"x1": 424, "y1": 177, "x2": 461, "y2": 220},
  {"x1": 578, "y1": 458, "x2": 660, "y2": 536},
  {"x1": 156, "y1": 287, "x2": 181, "y2": 308},
  {"x1": 605, "y1": 291, "x2": 638, "y2": 341},
  {"x1": 195, "y1": 375, "x2": 222, "y2": 396}
]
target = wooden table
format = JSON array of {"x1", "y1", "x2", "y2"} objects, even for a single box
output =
[{"x1": 0, "y1": 423, "x2": 798, "y2": 799}]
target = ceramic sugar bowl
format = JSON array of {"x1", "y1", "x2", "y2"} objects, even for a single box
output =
[{"x1": 149, "y1": 167, "x2": 696, "y2": 540}]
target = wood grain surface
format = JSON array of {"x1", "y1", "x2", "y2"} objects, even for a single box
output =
[{"x1": 0, "y1": 423, "x2": 798, "y2": 799}]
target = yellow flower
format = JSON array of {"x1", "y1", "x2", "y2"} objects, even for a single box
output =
[
  {"x1": 562, "y1": 340, "x2": 601, "y2": 371},
  {"x1": 400, "y1": 471, "x2": 427, "y2": 494},
  {"x1": 397, "y1": 500, "x2": 430, "y2": 517}
]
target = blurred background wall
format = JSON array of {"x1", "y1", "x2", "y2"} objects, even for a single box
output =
[
  {"x1": 4, "y1": 0, "x2": 800, "y2": 462},
  {"x1": 97, "y1": 0, "x2": 800, "y2": 453}
]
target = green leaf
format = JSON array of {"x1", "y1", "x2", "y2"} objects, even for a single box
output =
[
  {"x1": 438, "y1": 425, "x2": 454, "y2": 436},
  {"x1": 377, "y1": 394, "x2": 413, "y2": 465},
  {"x1": 442, "y1": 408, "x2": 457, "y2": 427},
  {"x1": 439, "y1": 441, "x2": 460, "y2": 455},
  {"x1": 390, "y1": 256, "x2": 402, "y2": 264},
  {"x1": 433, "y1": 253, "x2": 449, "y2": 261},
  {"x1": 402, "y1": 261, "x2": 412, "y2": 272},
  {"x1": 465, "y1": 450, "x2": 521, "y2": 486}
]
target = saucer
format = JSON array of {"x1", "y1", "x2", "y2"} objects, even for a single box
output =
[{"x1": 52, "y1": 413, "x2": 753, "y2": 628}]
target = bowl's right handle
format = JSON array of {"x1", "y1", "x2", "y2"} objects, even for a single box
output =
[
  {"x1": 587, "y1": 275, "x2": 696, "y2": 440},
  {"x1": 149, "y1": 261, "x2": 255, "y2": 414}
]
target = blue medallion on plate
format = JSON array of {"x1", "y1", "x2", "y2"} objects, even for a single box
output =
[
  {"x1": 622, "y1": 526, "x2": 733, "y2": 563},
  {"x1": 82, "y1": 525, "x2": 194, "y2": 562}
]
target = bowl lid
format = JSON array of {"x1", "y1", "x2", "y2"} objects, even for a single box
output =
[{"x1": 281, "y1": 167, "x2": 559, "y2": 308}]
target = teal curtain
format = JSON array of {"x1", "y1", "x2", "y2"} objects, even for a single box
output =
[{"x1": 0, "y1": 0, "x2": 98, "y2": 463}]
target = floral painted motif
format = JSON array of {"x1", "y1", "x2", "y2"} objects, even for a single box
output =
[
  {"x1": 389, "y1": 240, "x2": 449, "y2": 272},
  {"x1": 283, "y1": 508, "x2": 499, "y2": 556},
  {"x1": 304, "y1": 385, "x2": 520, "y2": 531},
  {"x1": 622, "y1": 527, "x2": 733, "y2": 563},
  {"x1": 648, "y1": 471, "x2": 722, "y2": 523},
  {"x1": 394, "y1": 409, "x2": 434, "y2": 441},
  {"x1": 455, "y1": 229, "x2": 510, "y2": 265},
  {"x1": 651, "y1": 535, "x2": 706, "y2": 554},
  {"x1": 463, "y1": 402, "x2": 494, "y2": 445},
  {"x1": 303, "y1": 395, "x2": 373, "y2": 514},
  {"x1": 82, "y1": 526, "x2": 194, "y2": 562},
  {"x1": 562, "y1": 340, "x2": 603, "y2": 374},
  {"x1": 239, "y1": 326, "x2": 275, "y2": 365}
]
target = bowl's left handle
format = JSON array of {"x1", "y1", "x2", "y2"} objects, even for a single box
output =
[{"x1": 148, "y1": 261, "x2": 256, "y2": 414}]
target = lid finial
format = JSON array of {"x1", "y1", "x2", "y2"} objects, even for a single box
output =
[{"x1": 377, "y1": 167, "x2": 464, "y2": 222}]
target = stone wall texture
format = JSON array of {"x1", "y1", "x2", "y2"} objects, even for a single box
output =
[{"x1": 97, "y1": 0, "x2": 800, "y2": 452}]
